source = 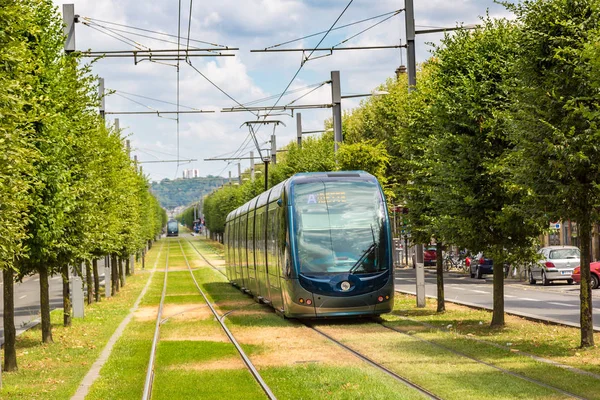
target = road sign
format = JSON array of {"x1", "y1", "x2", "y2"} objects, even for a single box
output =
[{"x1": 550, "y1": 222, "x2": 561, "y2": 229}]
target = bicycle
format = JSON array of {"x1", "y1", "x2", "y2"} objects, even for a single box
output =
[{"x1": 443, "y1": 252, "x2": 465, "y2": 271}]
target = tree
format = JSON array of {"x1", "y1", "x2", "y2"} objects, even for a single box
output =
[
  {"x1": 0, "y1": 0, "x2": 38, "y2": 371},
  {"x1": 504, "y1": 0, "x2": 600, "y2": 347},
  {"x1": 409, "y1": 18, "x2": 546, "y2": 326}
]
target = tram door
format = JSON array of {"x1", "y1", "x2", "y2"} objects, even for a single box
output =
[
  {"x1": 267, "y1": 203, "x2": 282, "y2": 310},
  {"x1": 239, "y1": 214, "x2": 248, "y2": 290}
]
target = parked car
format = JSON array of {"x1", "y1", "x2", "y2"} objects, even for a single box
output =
[
  {"x1": 529, "y1": 246, "x2": 579, "y2": 286},
  {"x1": 572, "y1": 263, "x2": 600, "y2": 289},
  {"x1": 424, "y1": 246, "x2": 437, "y2": 266},
  {"x1": 469, "y1": 253, "x2": 509, "y2": 279}
]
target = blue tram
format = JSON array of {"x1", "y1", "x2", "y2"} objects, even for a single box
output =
[
  {"x1": 167, "y1": 220, "x2": 179, "y2": 237},
  {"x1": 224, "y1": 171, "x2": 394, "y2": 318}
]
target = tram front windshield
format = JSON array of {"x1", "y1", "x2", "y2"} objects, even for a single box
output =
[{"x1": 292, "y1": 180, "x2": 389, "y2": 275}]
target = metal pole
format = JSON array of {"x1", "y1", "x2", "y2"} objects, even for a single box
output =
[
  {"x1": 271, "y1": 135, "x2": 277, "y2": 165},
  {"x1": 405, "y1": 0, "x2": 416, "y2": 91},
  {"x1": 228, "y1": 170, "x2": 232, "y2": 185},
  {"x1": 264, "y1": 160, "x2": 269, "y2": 191},
  {"x1": 238, "y1": 163, "x2": 242, "y2": 185},
  {"x1": 63, "y1": 4, "x2": 76, "y2": 53},
  {"x1": 250, "y1": 151, "x2": 255, "y2": 180},
  {"x1": 99, "y1": 78, "x2": 105, "y2": 119},
  {"x1": 331, "y1": 71, "x2": 342, "y2": 153},
  {"x1": 296, "y1": 113, "x2": 302, "y2": 149}
]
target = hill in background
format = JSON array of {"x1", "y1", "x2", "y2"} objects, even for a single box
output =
[{"x1": 150, "y1": 176, "x2": 225, "y2": 210}]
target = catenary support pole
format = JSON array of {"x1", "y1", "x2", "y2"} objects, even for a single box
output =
[
  {"x1": 99, "y1": 78, "x2": 105, "y2": 120},
  {"x1": 271, "y1": 135, "x2": 277, "y2": 165},
  {"x1": 63, "y1": 4, "x2": 76, "y2": 53},
  {"x1": 405, "y1": 0, "x2": 416, "y2": 91},
  {"x1": 296, "y1": 113, "x2": 302, "y2": 149},
  {"x1": 264, "y1": 159, "x2": 269, "y2": 191},
  {"x1": 331, "y1": 71, "x2": 342, "y2": 153},
  {"x1": 238, "y1": 163, "x2": 242, "y2": 185},
  {"x1": 250, "y1": 151, "x2": 255, "y2": 180}
]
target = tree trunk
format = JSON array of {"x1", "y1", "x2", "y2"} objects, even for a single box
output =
[
  {"x1": 3, "y1": 268, "x2": 18, "y2": 371},
  {"x1": 118, "y1": 257, "x2": 125, "y2": 287},
  {"x1": 93, "y1": 259, "x2": 100, "y2": 302},
  {"x1": 142, "y1": 249, "x2": 146, "y2": 270},
  {"x1": 436, "y1": 242, "x2": 445, "y2": 313},
  {"x1": 38, "y1": 266, "x2": 53, "y2": 343},
  {"x1": 125, "y1": 257, "x2": 131, "y2": 276},
  {"x1": 579, "y1": 217, "x2": 595, "y2": 347},
  {"x1": 490, "y1": 254, "x2": 505, "y2": 328},
  {"x1": 111, "y1": 254, "x2": 119, "y2": 293},
  {"x1": 62, "y1": 264, "x2": 71, "y2": 327},
  {"x1": 86, "y1": 260, "x2": 93, "y2": 305}
]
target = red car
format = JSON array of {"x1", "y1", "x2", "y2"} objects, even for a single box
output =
[
  {"x1": 424, "y1": 246, "x2": 437, "y2": 266},
  {"x1": 572, "y1": 263, "x2": 600, "y2": 289}
]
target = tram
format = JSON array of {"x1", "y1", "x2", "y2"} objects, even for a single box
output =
[
  {"x1": 224, "y1": 171, "x2": 394, "y2": 318},
  {"x1": 167, "y1": 220, "x2": 179, "y2": 237}
]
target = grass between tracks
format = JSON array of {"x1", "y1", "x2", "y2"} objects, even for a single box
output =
[{"x1": 4, "y1": 235, "x2": 600, "y2": 399}]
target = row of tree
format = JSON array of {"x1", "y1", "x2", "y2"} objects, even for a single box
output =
[
  {"x1": 188, "y1": 0, "x2": 598, "y2": 347},
  {"x1": 0, "y1": 0, "x2": 167, "y2": 372}
]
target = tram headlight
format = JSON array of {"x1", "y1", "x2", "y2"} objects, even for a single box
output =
[
  {"x1": 306, "y1": 299, "x2": 312, "y2": 306},
  {"x1": 377, "y1": 296, "x2": 384, "y2": 302},
  {"x1": 299, "y1": 298, "x2": 304, "y2": 304}
]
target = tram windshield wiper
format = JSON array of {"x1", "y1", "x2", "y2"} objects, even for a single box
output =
[{"x1": 349, "y1": 243, "x2": 377, "y2": 275}]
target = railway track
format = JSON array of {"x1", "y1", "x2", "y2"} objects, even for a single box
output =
[
  {"x1": 374, "y1": 320, "x2": 589, "y2": 400},
  {"x1": 142, "y1": 237, "x2": 276, "y2": 400},
  {"x1": 305, "y1": 322, "x2": 443, "y2": 400}
]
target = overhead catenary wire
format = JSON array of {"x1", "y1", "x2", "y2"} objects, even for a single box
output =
[
  {"x1": 254, "y1": 0, "x2": 355, "y2": 136},
  {"x1": 263, "y1": 9, "x2": 402, "y2": 50},
  {"x1": 84, "y1": 20, "x2": 207, "y2": 51},
  {"x1": 82, "y1": 16, "x2": 230, "y2": 48},
  {"x1": 331, "y1": 9, "x2": 402, "y2": 48},
  {"x1": 82, "y1": 22, "x2": 147, "y2": 50},
  {"x1": 109, "y1": 89, "x2": 205, "y2": 111}
]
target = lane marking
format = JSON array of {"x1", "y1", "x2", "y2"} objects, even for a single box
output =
[
  {"x1": 453, "y1": 287, "x2": 466, "y2": 291},
  {"x1": 472, "y1": 290, "x2": 488, "y2": 294},
  {"x1": 34, "y1": 278, "x2": 39, "y2": 282},
  {"x1": 521, "y1": 297, "x2": 541, "y2": 302},
  {"x1": 504, "y1": 295, "x2": 516, "y2": 298},
  {"x1": 548, "y1": 302, "x2": 577, "y2": 307},
  {"x1": 19, "y1": 295, "x2": 27, "y2": 300}
]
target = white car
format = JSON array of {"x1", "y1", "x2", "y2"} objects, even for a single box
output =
[{"x1": 529, "y1": 246, "x2": 580, "y2": 286}]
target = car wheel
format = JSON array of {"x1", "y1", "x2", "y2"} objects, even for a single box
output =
[
  {"x1": 567, "y1": 279, "x2": 573, "y2": 285},
  {"x1": 476, "y1": 267, "x2": 483, "y2": 279},
  {"x1": 528, "y1": 270, "x2": 536, "y2": 285},
  {"x1": 591, "y1": 274, "x2": 599, "y2": 290},
  {"x1": 542, "y1": 271, "x2": 549, "y2": 286}
]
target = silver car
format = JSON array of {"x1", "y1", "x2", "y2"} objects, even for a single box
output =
[{"x1": 529, "y1": 246, "x2": 580, "y2": 286}]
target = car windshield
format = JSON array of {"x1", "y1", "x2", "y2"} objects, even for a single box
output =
[
  {"x1": 549, "y1": 249, "x2": 579, "y2": 259},
  {"x1": 292, "y1": 180, "x2": 389, "y2": 275}
]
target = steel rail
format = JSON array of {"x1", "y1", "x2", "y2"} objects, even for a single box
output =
[
  {"x1": 183, "y1": 236, "x2": 228, "y2": 278},
  {"x1": 377, "y1": 321, "x2": 588, "y2": 400},
  {"x1": 177, "y1": 239, "x2": 276, "y2": 399},
  {"x1": 305, "y1": 323, "x2": 442, "y2": 400},
  {"x1": 142, "y1": 239, "x2": 170, "y2": 400}
]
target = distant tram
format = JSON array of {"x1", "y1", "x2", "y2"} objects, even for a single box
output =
[
  {"x1": 224, "y1": 171, "x2": 394, "y2": 318},
  {"x1": 167, "y1": 220, "x2": 179, "y2": 237}
]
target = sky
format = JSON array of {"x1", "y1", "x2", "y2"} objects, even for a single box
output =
[{"x1": 52, "y1": 0, "x2": 514, "y2": 184}]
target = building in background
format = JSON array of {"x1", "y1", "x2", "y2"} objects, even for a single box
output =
[{"x1": 182, "y1": 169, "x2": 200, "y2": 179}]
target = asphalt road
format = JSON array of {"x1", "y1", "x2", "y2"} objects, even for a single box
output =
[
  {"x1": 395, "y1": 268, "x2": 600, "y2": 331},
  {"x1": 0, "y1": 259, "x2": 107, "y2": 345}
]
